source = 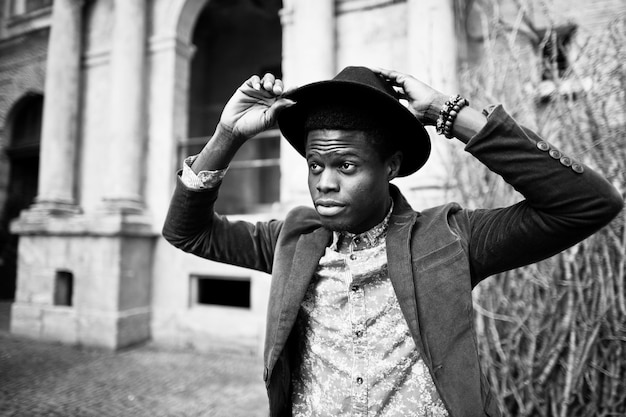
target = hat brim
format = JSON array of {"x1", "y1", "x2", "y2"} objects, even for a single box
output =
[{"x1": 277, "y1": 79, "x2": 430, "y2": 177}]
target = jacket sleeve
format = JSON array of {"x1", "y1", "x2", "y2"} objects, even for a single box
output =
[
  {"x1": 459, "y1": 105, "x2": 623, "y2": 285},
  {"x1": 162, "y1": 175, "x2": 283, "y2": 274}
]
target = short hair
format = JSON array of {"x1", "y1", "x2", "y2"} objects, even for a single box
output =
[{"x1": 303, "y1": 101, "x2": 400, "y2": 161}]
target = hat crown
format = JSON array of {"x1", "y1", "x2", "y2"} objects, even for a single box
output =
[{"x1": 332, "y1": 66, "x2": 398, "y2": 101}]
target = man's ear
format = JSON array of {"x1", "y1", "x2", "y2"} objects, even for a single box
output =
[{"x1": 387, "y1": 151, "x2": 403, "y2": 181}]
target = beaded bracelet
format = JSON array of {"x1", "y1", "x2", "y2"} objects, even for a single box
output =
[{"x1": 436, "y1": 94, "x2": 469, "y2": 139}]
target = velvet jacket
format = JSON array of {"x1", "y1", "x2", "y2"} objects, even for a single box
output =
[{"x1": 162, "y1": 106, "x2": 623, "y2": 417}]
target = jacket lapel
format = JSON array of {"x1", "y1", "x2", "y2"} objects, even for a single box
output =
[
  {"x1": 386, "y1": 188, "x2": 429, "y2": 363},
  {"x1": 269, "y1": 227, "x2": 331, "y2": 370}
]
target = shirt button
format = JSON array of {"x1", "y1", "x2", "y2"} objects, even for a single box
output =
[
  {"x1": 354, "y1": 237, "x2": 361, "y2": 244},
  {"x1": 356, "y1": 377, "x2": 363, "y2": 384},
  {"x1": 351, "y1": 284, "x2": 359, "y2": 292},
  {"x1": 355, "y1": 330, "x2": 363, "y2": 337},
  {"x1": 350, "y1": 254, "x2": 357, "y2": 260},
  {"x1": 536, "y1": 141, "x2": 550, "y2": 151}
]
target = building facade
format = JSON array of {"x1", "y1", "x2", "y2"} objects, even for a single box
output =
[{"x1": 0, "y1": 0, "x2": 624, "y2": 352}]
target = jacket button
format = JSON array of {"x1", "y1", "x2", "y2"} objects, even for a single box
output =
[
  {"x1": 559, "y1": 156, "x2": 572, "y2": 167},
  {"x1": 549, "y1": 149, "x2": 562, "y2": 159},
  {"x1": 571, "y1": 163, "x2": 584, "y2": 174},
  {"x1": 536, "y1": 141, "x2": 550, "y2": 151},
  {"x1": 356, "y1": 377, "x2": 363, "y2": 384}
]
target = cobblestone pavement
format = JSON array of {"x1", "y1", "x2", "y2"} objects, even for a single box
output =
[{"x1": 0, "y1": 331, "x2": 268, "y2": 417}]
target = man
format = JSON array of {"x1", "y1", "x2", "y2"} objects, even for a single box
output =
[{"x1": 163, "y1": 67, "x2": 623, "y2": 416}]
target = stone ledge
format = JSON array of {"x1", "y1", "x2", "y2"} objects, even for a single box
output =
[
  {"x1": 10, "y1": 208, "x2": 158, "y2": 237},
  {"x1": 337, "y1": 0, "x2": 404, "y2": 14},
  {"x1": 3, "y1": 6, "x2": 52, "y2": 40}
]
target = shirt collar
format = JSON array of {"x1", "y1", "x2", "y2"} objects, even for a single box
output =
[{"x1": 330, "y1": 200, "x2": 394, "y2": 252}]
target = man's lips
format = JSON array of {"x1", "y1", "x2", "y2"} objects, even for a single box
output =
[{"x1": 315, "y1": 200, "x2": 346, "y2": 216}]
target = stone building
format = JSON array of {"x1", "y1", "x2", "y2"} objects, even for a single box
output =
[{"x1": 0, "y1": 0, "x2": 624, "y2": 352}]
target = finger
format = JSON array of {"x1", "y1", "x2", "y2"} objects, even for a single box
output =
[
  {"x1": 246, "y1": 75, "x2": 262, "y2": 90},
  {"x1": 273, "y1": 98, "x2": 296, "y2": 112},
  {"x1": 381, "y1": 69, "x2": 409, "y2": 87},
  {"x1": 368, "y1": 66, "x2": 391, "y2": 77},
  {"x1": 385, "y1": 71, "x2": 405, "y2": 85},
  {"x1": 261, "y1": 73, "x2": 276, "y2": 92},
  {"x1": 399, "y1": 99, "x2": 416, "y2": 114},
  {"x1": 264, "y1": 98, "x2": 297, "y2": 128},
  {"x1": 370, "y1": 69, "x2": 401, "y2": 92},
  {"x1": 273, "y1": 78, "x2": 284, "y2": 95},
  {"x1": 392, "y1": 86, "x2": 406, "y2": 98},
  {"x1": 371, "y1": 67, "x2": 401, "y2": 83}
]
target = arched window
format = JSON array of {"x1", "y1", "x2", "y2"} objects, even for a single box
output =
[
  {"x1": 183, "y1": 0, "x2": 283, "y2": 214},
  {"x1": 0, "y1": 93, "x2": 42, "y2": 300}
]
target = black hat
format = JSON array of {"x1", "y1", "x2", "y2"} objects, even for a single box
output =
[{"x1": 277, "y1": 66, "x2": 431, "y2": 177}]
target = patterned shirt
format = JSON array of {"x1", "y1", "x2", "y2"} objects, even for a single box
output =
[{"x1": 291, "y1": 206, "x2": 449, "y2": 416}]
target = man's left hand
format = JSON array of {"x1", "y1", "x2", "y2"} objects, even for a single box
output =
[{"x1": 370, "y1": 67, "x2": 447, "y2": 126}]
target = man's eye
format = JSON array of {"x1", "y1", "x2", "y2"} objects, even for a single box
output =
[
  {"x1": 309, "y1": 162, "x2": 323, "y2": 173},
  {"x1": 340, "y1": 162, "x2": 356, "y2": 172}
]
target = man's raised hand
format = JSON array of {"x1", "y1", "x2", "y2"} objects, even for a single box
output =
[
  {"x1": 370, "y1": 67, "x2": 445, "y2": 126},
  {"x1": 219, "y1": 73, "x2": 296, "y2": 142}
]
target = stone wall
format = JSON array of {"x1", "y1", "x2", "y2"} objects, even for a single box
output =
[
  {"x1": 11, "y1": 223, "x2": 153, "y2": 348},
  {"x1": 0, "y1": 30, "x2": 47, "y2": 125}
]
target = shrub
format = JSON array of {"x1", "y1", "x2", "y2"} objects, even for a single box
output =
[{"x1": 452, "y1": 6, "x2": 625, "y2": 416}]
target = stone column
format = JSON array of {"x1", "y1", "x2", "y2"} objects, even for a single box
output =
[
  {"x1": 280, "y1": 0, "x2": 336, "y2": 206},
  {"x1": 281, "y1": 0, "x2": 335, "y2": 86},
  {"x1": 407, "y1": 0, "x2": 458, "y2": 91},
  {"x1": 402, "y1": 0, "x2": 459, "y2": 208},
  {"x1": 102, "y1": 0, "x2": 147, "y2": 213},
  {"x1": 35, "y1": 0, "x2": 84, "y2": 212}
]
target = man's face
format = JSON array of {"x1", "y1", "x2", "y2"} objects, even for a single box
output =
[{"x1": 305, "y1": 129, "x2": 400, "y2": 234}]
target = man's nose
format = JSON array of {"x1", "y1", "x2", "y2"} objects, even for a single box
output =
[{"x1": 316, "y1": 169, "x2": 339, "y2": 193}]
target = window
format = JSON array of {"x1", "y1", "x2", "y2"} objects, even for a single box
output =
[
  {"x1": 54, "y1": 270, "x2": 73, "y2": 306},
  {"x1": 0, "y1": 94, "x2": 42, "y2": 300},
  {"x1": 190, "y1": 275, "x2": 251, "y2": 309},
  {"x1": 179, "y1": 129, "x2": 281, "y2": 214},
  {"x1": 538, "y1": 24, "x2": 577, "y2": 81},
  {"x1": 185, "y1": 0, "x2": 283, "y2": 214}
]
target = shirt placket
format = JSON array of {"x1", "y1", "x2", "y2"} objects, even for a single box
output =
[{"x1": 348, "y1": 255, "x2": 368, "y2": 416}]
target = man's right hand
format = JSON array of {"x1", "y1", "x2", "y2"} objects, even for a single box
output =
[{"x1": 219, "y1": 73, "x2": 296, "y2": 143}]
